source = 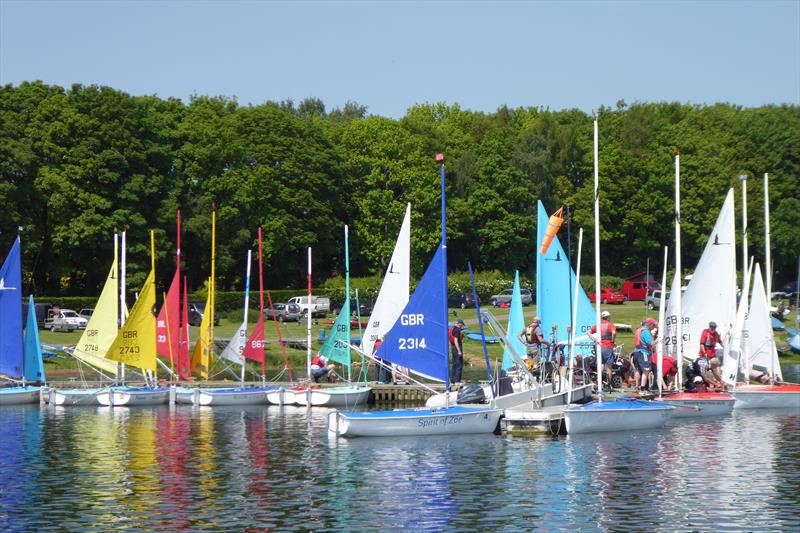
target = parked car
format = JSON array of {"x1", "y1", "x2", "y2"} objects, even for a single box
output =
[
  {"x1": 78, "y1": 308, "x2": 94, "y2": 320},
  {"x1": 621, "y1": 279, "x2": 661, "y2": 301},
  {"x1": 288, "y1": 295, "x2": 331, "y2": 318},
  {"x1": 646, "y1": 289, "x2": 669, "y2": 310},
  {"x1": 44, "y1": 308, "x2": 88, "y2": 332},
  {"x1": 188, "y1": 302, "x2": 220, "y2": 327},
  {"x1": 448, "y1": 293, "x2": 480, "y2": 309},
  {"x1": 490, "y1": 289, "x2": 533, "y2": 306},
  {"x1": 588, "y1": 287, "x2": 625, "y2": 305},
  {"x1": 265, "y1": 302, "x2": 302, "y2": 322}
]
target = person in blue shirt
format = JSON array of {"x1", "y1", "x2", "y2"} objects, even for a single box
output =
[{"x1": 632, "y1": 319, "x2": 656, "y2": 391}]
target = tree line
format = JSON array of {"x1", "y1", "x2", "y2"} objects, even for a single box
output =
[{"x1": 1, "y1": 81, "x2": 798, "y2": 297}]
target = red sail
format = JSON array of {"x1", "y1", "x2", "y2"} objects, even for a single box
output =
[
  {"x1": 156, "y1": 267, "x2": 181, "y2": 368},
  {"x1": 177, "y1": 277, "x2": 191, "y2": 379},
  {"x1": 243, "y1": 315, "x2": 265, "y2": 364}
]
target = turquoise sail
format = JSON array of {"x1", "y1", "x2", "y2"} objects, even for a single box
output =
[
  {"x1": 23, "y1": 294, "x2": 45, "y2": 382},
  {"x1": 536, "y1": 202, "x2": 595, "y2": 356},
  {"x1": 501, "y1": 271, "x2": 526, "y2": 370},
  {"x1": 377, "y1": 245, "x2": 448, "y2": 382},
  {"x1": 0, "y1": 237, "x2": 23, "y2": 378},
  {"x1": 320, "y1": 296, "x2": 351, "y2": 371}
]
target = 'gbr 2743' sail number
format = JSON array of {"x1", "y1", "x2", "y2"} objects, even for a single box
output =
[{"x1": 398, "y1": 313, "x2": 427, "y2": 349}]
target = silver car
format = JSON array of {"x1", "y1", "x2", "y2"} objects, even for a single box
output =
[
  {"x1": 265, "y1": 302, "x2": 302, "y2": 322},
  {"x1": 490, "y1": 289, "x2": 533, "y2": 306}
]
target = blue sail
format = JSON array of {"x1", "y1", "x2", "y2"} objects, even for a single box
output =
[
  {"x1": 24, "y1": 294, "x2": 45, "y2": 383},
  {"x1": 376, "y1": 245, "x2": 448, "y2": 382},
  {"x1": 502, "y1": 271, "x2": 526, "y2": 370},
  {"x1": 0, "y1": 237, "x2": 23, "y2": 378},
  {"x1": 536, "y1": 202, "x2": 595, "y2": 355}
]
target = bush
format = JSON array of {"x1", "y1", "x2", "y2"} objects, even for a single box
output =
[{"x1": 579, "y1": 275, "x2": 625, "y2": 293}]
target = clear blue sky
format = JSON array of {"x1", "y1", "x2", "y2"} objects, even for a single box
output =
[{"x1": 1, "y1": 0, "x2": 798, "y2": 117}]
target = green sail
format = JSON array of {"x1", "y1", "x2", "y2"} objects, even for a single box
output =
[{"x1": 320, "y1": 296, "x2": 351, "y2": 372}]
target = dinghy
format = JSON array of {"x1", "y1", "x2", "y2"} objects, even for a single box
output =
[
  {"x1": 329, "y1": 157, "x2": 502, "y2": 437},
  {"x1": 732, "y1": 384, "x2": 800, "y2": 409},
  {"x1": 663, "y1": 392, "x2": 735, "y2": 418},
  {"x1": 97, "y1": 232, "x2": 167, "y2": 407},
  {"x1": 0, "y1": 238, "x2": 45, "y2": 404},
  {"x1": 565, "y1": 115, "x2": 675, "y2": 433},
  {"x1": 565, "y1": 399, "x2": 674, "y2": 434},
  {"x1": 295, "y1": 385, "x2": 372, "y2": 407}
]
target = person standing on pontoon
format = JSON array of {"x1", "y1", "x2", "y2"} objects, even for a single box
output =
[
  {"x1": 589, "y1": 310, "x2": 616, "y2": 386},
  {"x1": 518, "y1": 316, "x2": 548, "y2": 368},
  {"x1": 698, "y1": 321, "x2": 724, "y2": 384}
]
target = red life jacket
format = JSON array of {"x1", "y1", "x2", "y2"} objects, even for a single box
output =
[
  {"x1": 449, "y1": 326, "x2": 462, "y2": 345},
  {"x1": 311, "y1": 354, "x2": 325, "y2": 367},
  {"x1": 372, "y1": 339, "x2": 383, "y2": 355}
]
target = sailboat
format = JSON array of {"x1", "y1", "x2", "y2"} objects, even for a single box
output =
[
  {"x1": 295, "y1": 225, "x2": 371, "y2": 407},
  {"x1": 0, "y1": 237, "x2": 45, "y2": 405},
  {"x1": 50, "y1": 235, "x2": 122, "y2": 405},
  {"x1": 733, "y1": 263, "x2": 800, "y2": 408},
  {"x1": 97, "y1": 231, "x2": 169, "y2": 406},
  {"x1": 648, "y1": 154, "x2": 735, "y2": 416},
  {"x1": 328, "y1": 155, "x2": 503, "y2": 437},
  {"x1": 564, "y1": 113, "x2": 675, "y2": 434},
  {"x1": 193, "y1": 250, "x2": 279, "y2": 406}
]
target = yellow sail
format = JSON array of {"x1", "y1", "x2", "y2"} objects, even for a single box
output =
[
  {"x1": 106, "y1": 268, "x2": 157, "y2": 372},
  {"x1": 190, "y1": 287, "x2": 212, "y2": 379},
  {"x1": 73, "y1": 253, "x2": 119, "y2": 375}
]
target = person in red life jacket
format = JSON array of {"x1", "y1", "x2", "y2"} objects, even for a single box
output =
[
  {"x1": 698, "y1": 321, "x2": 724, "y2": 384},
  {"x1": 310, "y1": 352, "x2": 336, "y2": 383},
  {"x1": 517, "y1": 316, "x2": 549, "y2": 364},
  {"x1": 372, "y1": 336, "x2": 390, "y2": 384},
  {"x1": 589, "y1": 310, "x2": 617, "y2": 386},
  {"x1": 631, "y1": 318, "x2": 656, "y2": 391},
  {"x1": 450, "y1": 319, "x2": 465, "y2": 384}
]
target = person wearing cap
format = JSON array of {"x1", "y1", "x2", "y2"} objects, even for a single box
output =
[
  {"x1": 698, "y1": 321, "x2": 724, "y2": 383},
  {"x1": 449, "y1": 319, "x2": 465, "y2": 384},
  {"x1": 589, "y1": 310, "x2": 617, "y2": 386},
  {"x1": 518, "y1": 316, "x2": 549, "y2": 364}
]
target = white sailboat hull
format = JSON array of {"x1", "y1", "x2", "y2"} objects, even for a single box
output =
[
  {"x1": 328, "y1": 406, "x2": 503, "y2": 437},
  {"x1": 295, "y1": 386, "x2": 372, "y2": 407},
  {"x1": 733, "y1": 385, "x2": 800, "y2": 409},
  {"x1": 0, "y1": 386, "x2": 40, "y2": 405},
  {"x1": 195, "y1": 387, "x2": 274, "y2": 406},
  {"x1": 49, "y1": 388, "x2": 103, "y2": 406},
  {"x1": 664, "y1": 393, "x2": 735, "y2": 418},
  {"x1": 425, "y1": 380, "x2": 592, "y2": 410},
  {"x1": 266, "y1": 387, "x2": 308, "y2": 406},
  {"x1": 565, "y1": 401, "x2": 675, "y2": 434},
  {"x1": 174, "y1": 387, "x2": 196, "y2": 404},
  {"x1": 96, "y1": 387, "x2": 170, "y2": 406}
]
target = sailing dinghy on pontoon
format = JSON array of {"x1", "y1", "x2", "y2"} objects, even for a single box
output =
[{"x1": 328, "y1": 156, "x2": 502, "y2": 437}]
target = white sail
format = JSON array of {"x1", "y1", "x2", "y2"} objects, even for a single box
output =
[
  {"x1": 669, "y1": 189, "x2": 737, "y2": 362},
  {"x1": 664, "y1": 273, "x2": 683, "y2": 359},
  {"x1": 361, "y1": 203, "x2": 411, "y2": 356},
  {"x1": 220, "y1": 320, "x2": 247, "y2": 366},
  {"x1": 722, "y1": 260, "x2": 752, "y2": 385},
  {"x1": 746, "y1": 263, "x2": 782, "y2": 381}
]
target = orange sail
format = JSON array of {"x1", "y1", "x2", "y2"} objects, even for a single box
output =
[{"x1": 539, "y1": 207, "x2": 564, "y2": 255}]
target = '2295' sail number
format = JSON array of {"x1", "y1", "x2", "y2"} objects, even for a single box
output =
[{"x1": 398, "y1": 338, "x2": 426, "y2": 350}]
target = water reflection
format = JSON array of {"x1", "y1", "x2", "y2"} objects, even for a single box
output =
[{"x1": 0, "y1": 391, "x2": 797, "y2": 531}]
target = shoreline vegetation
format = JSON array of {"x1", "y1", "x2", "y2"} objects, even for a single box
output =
[{"x1": 2, "y1": 82, "x2": 798, "y2": 299}]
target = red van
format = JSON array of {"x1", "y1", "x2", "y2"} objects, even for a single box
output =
[{"x1": 621, "y1": 279, "x2": 660, "y2": 301}]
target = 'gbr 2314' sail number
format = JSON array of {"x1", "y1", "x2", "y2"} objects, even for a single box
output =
[{"x1": 398, "y1": 313, "x2": 427, "y2": 349}]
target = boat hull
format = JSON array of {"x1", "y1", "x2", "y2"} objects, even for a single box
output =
[
  {"x1": 664, "y1": 392, "x2": 735, "y2": 418},
  {"x1": 96, "y1": 387, "x2": 170, "y2": 406},
  {"x1": 733, "y1": 384, "x2": 800, "y2": 409},
  {"x1": 565, "y1": 400, "x2": 675, "y2": 434},
  {"x1": 328, "y1": 406, "x2": 503, "y2": 437},
  {"x1": 49, "y1": 388, "x2": 104, "y2": 406},
  {"x1": 0, "y1": 386, "x2": 40, "y2": 405},
  {"x1": 174, "y1": 387, "x2": 196, "y2": 405},
  {"x1": 295, "y1": 386, "x2": 372, "y2": 407},
  {"x1": 426, "y1": 380, "x2": 592, "y2": 410},
  {"x1": 195, "y1": 387, "x2": 276, "y2": 406},
  {"x1": 266, "y1": 387, "x2": 309, "y2": 406}
]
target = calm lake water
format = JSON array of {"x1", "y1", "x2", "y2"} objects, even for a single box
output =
[{"x1": 2, "y1": 365, "x2": 799, "y2": 532}]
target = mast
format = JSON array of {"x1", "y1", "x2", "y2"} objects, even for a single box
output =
[
  {"x1": 741, "y1": 175, "x2": 748, "y2": 282},
  {"x1": 438, "y1": 153, "x2": 449, "y2": 395},
  {"x1": 764, "y1": 173, "x2": 772, "y2": 304},
  {"x1": 674, "y1": 150, "x2": 683, "y2": 390},
  {"x1": 257, "y1": 227, "x2": 266, "y2": 381},
  {"x1": 306, "y1": 247, "x2": 312, "y2": 381},
  {"x1": 657, "y1": 246, "x2": 668, "y2": 398},
  {"x1": 210, "y1": 205, "x2": 216, "y2": 376},
  {"x1": 567, "y1": 228, "x2": 583, "y2": 404},
  {"x1": 592, "y1": 112, "x2": 602, "y2": 400},
  {"x1": 176, "y1": 210, "x2": 182, "y2": 378},
  {"x1": 344, "y1": 225, "x2": 351, "y2": 382},
  {"x1": 241, "y1": 250, "x2": 252, "y2": 386},
  {"x1": 119, "y1": 230, "x2": 126, "y2": 385}
]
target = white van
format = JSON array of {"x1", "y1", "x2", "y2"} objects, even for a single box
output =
[{"x1": 288, "y1": 295, "x2": 330, "y2": 318}]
